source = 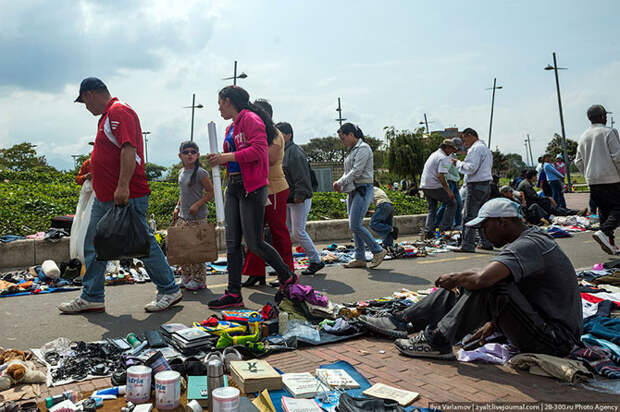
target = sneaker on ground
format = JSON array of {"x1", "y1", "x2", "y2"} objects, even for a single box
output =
[
  {"x1": 144, "y1": 290, "x2": 183, "y2": 312},
  {"x1": 208, "y1": 291, "x2": 244, "y2": 309},
  {"x1": 368, "y1": 248, "x2": 388, "y2": 268},
  {"x1": 343, "y1": 259, "x2": 367, "y2": 268},
  {"x1": 394, "y1": 331, "x2": 455, "y2": 359},
  {"x1": 177, "y1": 278, "x2": 188, "y2": 289},
  {"x1": 58, "y1": 297, "x2": 105, "y2": 314},
  {"x1": 301, "y1": 261, "x2": 325, "y2": 275},
  {"x1": 358, "y1": 314, "x2": 409, "y2": 339},
  {"x1": 593, "y1": 230, "x2": 615, "y2": 255},
  {"x1": 185, "y1": 280, "x2": 207, "y2": 291}
]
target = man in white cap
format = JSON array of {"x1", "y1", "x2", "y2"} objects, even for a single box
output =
[
  {"x1": 575, "y1": 104, "x2": 620, "y2": 255},
  {"x1": 358, "y1": 197, "x2": 582, "y2": 359}
]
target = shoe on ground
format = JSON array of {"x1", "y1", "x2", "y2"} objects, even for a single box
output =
[
  {"x1": 302, "y1": 261, "x2": 325, "y2": 275},
  {"x1": 177, "y1": 277, "x2": 188, "y2": 288},
  {"x1": 208, "y1": 291, "x2": 244, "y2": 309},
  {"x1": 392, "y1": 226, "x2": 399, "y2": 240},
  {"x1": 476, "y1": 243, "x2": 494, "y2": 251},
  {"x1": 446, "y1": 245, "x2": 476, "y2": 253},
  {"x1": 359, "y1": 314, "x2": 409, "y2": 339},
  {"x1": 394, "y1": 330, "x2": 455, "y2": 359},
  {"x1": 58, "y1": 297, "x2": 105, "y2": 314},
  {"x1": 593, "y1": 230, "x2": 615, "y2": 255},
  {"x1": 343, "y1": 259, "x2": 367, "y2": 268},
  {"x1": 185, "y1": 280, "x2": 206, "y2": 291},
  {"x1": 144, "y1": 290, "x2": 183, "y2": 312},
  {"x1": 368, "y1": 248, "x2": 388, "y2": 268}
]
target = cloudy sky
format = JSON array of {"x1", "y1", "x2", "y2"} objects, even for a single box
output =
[{"x1": 2, "y1": 0, "x2": 620, "y2": 170}]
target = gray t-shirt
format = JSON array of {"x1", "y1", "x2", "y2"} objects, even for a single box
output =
[
  {"x1": 178, "y1": 167, "x2": 210, "y2": 220},
  {"x1": 493, "y1": 226, "x2": 582, "y2": 341}
]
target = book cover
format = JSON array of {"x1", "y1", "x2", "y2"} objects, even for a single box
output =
[
  {"x1": 160, "y1": 323, "x2": 188, "y2": 335},
  {"x1": 230, "y1": 359, "x2": 282, "y2": 393},
  {"x1": 315, "y1": 369, "x2": 359, "y2": 389},
  {"x1": 281, "y1": 397, "x2": 322, "y2": 412},
  {"x1": 281, "y1": 373, "x2": 329, "y2": 398},
  {"x1": 363, "y1": 383, "x2": 420, "y2": 406},
  {"x1": 173, "y1": 327, "x2": 210, "y2": 342}
]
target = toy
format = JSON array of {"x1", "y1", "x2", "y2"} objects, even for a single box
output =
[
  {"x1": 216, "y1": 313, "x2": 263, "y2": 349},
  {"x1": 0, "y1": 349, "x2": 31, "y2": 364},
  {"x1": 0, "y1": 359, "x2": 46, "y2": 390},
  {"x1": 193, "y1": 320, "x2": 246, "y2": 336}
]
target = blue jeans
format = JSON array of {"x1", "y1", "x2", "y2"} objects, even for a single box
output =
[
  {"x1": 287, "y1": 199, "x2": 321, "y2": 264},
  {"x1": 549, "y1": 180, "x2": 566, "y2": 209},
  {"x1": 81, "y1": 195, "x2": 178, "y2": 302},
  {"x1": 370, "y1": 202, "x2": 394, "y2": 247},
  {"x1": 434, "y1": 181, "x2": 462, "y2": 229},
  {"x1": 347, "y1": 184, "x2": 383, "y2": 260},
  {"x1": 462, "y1": 181, "x2": 493, "y2": 251}
]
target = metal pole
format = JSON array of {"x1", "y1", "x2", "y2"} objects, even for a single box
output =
[
  {"x1": 190, "y1": 93, "x2": 196, "y2": 142},
  {"x1": 233, "y1": 61, "x2": 238, "y2": 86},
  {"x1": 527, "y1": 134, "x2": 534, "y2": 168},
  {"x1": 142, "y1": 131, "x2": 150, "y2": 164},
  {"x1": 612, "y1": 116, "x2": 616, "y2": 129},
  {"x1": 488, "y1": 78, "x2": 497, "y2": 147},
  {"x1": 337, "y1": 98, "x2": 344, "y2": 126},
  {"x1": 552, "y1": 52, "x2": 571, "y2": 189},
  {"x1": 424, "y1": 113, "x2": 430, "y2": 134},
  {"x1": 524, "y1": 141, "x2": 530, "y2": 166}
]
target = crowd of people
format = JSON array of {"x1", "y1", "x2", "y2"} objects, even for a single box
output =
[{"x1": 56, "y1": 77, "x2": 620, "y2": 364}]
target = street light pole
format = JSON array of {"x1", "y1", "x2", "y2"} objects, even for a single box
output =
[
  {"x1": 335, "y1": 97, "x2": 346, "y2": 126},
  {"x1": 486, "y1": 78, "x2": 503, "y2": 147},
  {"x1": 545, "y1": 52, "x2": 571, "y2": 189},
  {"x1": 183, "y1": 96, "x2": 204, "y2": 142},
  {"x1": 142, "y1": 131, "x2": 151, "y2": 163},
  {"x1": 612, "y1": 116, "x2": 616, "y2": 129},
  {"x1": 222, "y1": 60, "x2": 248, "y2": 84},
  {"x1": 424, "y1": 113, "x2": 430, "y2": 134},
  {"x1": 524, "y1": 140, "x2": 530, "y2": 166},
  {"x1": 526, "y1": 134, "x2": 534, "y2": 167}
]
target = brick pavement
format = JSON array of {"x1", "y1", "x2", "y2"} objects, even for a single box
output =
[{"x1": 26, "y1": 335, "x2": 620, "y2": 409}]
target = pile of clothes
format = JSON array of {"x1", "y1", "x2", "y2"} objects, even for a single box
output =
[{"x1": 0, "y1": 259, "x2": 81, "y2": 297}]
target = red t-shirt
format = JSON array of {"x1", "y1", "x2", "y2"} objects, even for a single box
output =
[{"x1": 91, "y1": 98, "x2": 150, "y2": 202}]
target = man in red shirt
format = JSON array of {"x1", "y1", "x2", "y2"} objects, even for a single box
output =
[{"x1": 59, "y1": 77, "x2": 181, "y2": 314}]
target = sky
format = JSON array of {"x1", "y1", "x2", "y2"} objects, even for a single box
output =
[{"x1": 1, "y1": 0, "x2": 620, "y2": 170}]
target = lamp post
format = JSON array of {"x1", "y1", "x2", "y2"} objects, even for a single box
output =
[
  {"x1": 526, "y1": 134, "x2": 534, "y2": 167},
  {"x1": 611, "y1": 116, "x2": 616, "y2": 129},
  {"x1": 222, "y1": 60, "x2": 248, "y2": 85},
  {"x1": 544, "y1": 52, "x2": 571, "y2": 189},
  {"x1": 335, "y1": 97, "x2": 346, "y2": 126},
  {"x1": 524, "y1": 140, "x2": 530, "y2": 166},
  {"x1": 418, "y1": 113, "x2": 435, "y2": 135},
  {"x1": 142, "y1": 131, "x2": 151, "y2": 164},
  {"x1": 182, "y1": 94, "x2": 203, "y2": 142},
  {"x1": 486, "y1": 78, "x2": 503, "y2": 147}
]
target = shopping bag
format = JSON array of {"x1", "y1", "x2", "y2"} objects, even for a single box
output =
[
  {"x1": 94, "y1": 204, "x2": 150, "y2": 261},
  {"x1": 166, "y1": 221, "x2": 217, "y2": 265},
  {"x1": 70, "y1": 180, "x2": 95, "y2": 263}
]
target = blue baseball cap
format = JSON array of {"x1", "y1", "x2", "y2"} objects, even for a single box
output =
[
  {"x1": 465, "y1": 197, "x2": 522, "y2": 228},
  {"x1": 75, "y1": 77, "x2": 107, "y2": 103}
]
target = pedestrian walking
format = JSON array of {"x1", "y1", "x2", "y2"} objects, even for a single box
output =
[
  {"x1": 543, "y1": 154, "x2": 566, "y2": 208},
  {"x1": 575, "y1": 104, "x2": 620, "y2": 255},
  {"x1": 59, "y1": 77, "x2": 182, "y2": 314},
  {"x1": 370, "y1": 182, "x2": 398, "y2": 248},
  {"x1": 333, "y1": 123, "x2": 388, "y2": 269},
  {"x1": 206, "y1": 86, "x2": 297, "y2": 309}
]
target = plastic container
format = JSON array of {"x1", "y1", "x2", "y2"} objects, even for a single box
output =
[
  {"x1": 154, "y1": 370, "x2": 181, "y2": 410},
  {"x1": 212, "y1": 386, "x2": 240, "y2": 412},
  {"x1": 278, "y1": 311, "x2": 289, "y2": 335},
  {"x1": 126, "y1": 365, "x2": 152, "y2": 403}
]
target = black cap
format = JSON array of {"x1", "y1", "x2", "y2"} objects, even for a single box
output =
[
  {"x1": 587, "y1": 104, "x2": 610, "y2": 120},
  {"x1": 75, "y1": 77, "x2": 107, "y2": 103}
]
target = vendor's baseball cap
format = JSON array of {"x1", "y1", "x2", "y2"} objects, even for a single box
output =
[
  {"x1": 452, "y1": 137, "x2": 465, "y2": 151},
  {"x1": 465, "y1": 197, "x2": 522, "y2": 227},
  {"x1": 440, "y1": 138, "x2": 458, "y2": 150},
  {"x1": 587, "y1": 104, "x2": 610, "y2": 120},
  {"x1": 499, "y1": 185, "x2": 513, "y2": 193},
  {"x1": 75, "y1": 77, "x2": 107, "y2": 103}
]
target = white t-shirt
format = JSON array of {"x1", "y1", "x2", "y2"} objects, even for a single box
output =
[{"x1": 420, "y1": 149, "x2": 451, "y2": 189}]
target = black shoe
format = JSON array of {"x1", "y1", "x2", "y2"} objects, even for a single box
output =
[
  {"x1": 208, "y1": 291, "x2": 244, "y2": 309},
  {"x1": 242, "y1": 276, "x2": 266, "y2": 287},
  {"x1": 394, "y1": 330, "x2": 454, "y2": 359},
  {"x1": 392, "y1": 226, "x2": 399, "y2": 240},
  {"x1": 358, "y1": 314, "x2": 409, "y2": 339},
  {"x1": 477, "y1": 243, "x2": 493, "y2": 251},
  {"x1": 301, "y1": 261, "x2": 325, "y2": 275}
]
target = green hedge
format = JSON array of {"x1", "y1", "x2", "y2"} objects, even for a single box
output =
[{"x1": 0, "y1": 170, "x2": 426, "y2": 235}]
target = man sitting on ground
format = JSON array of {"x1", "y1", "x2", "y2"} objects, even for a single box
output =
[{"x1": 359, "y1": 197, "x2": 582, "y2": 359}]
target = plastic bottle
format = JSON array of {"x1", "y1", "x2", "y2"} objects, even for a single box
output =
[
  {"x1": 278, "y1": 311, "x2": 289, "y2": 335},
  {"x1": 434, "y1": 228, "x2": 440, "y2": 240},
  {"x1": 149, "y1": 214, "x2": 157, "y2": 233},
  {"x1": 126, "y1": 333, "x2": 141, "y2": 348}
]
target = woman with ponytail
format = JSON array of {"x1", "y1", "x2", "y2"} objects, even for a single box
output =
[
  {"x1": 334, "y1": 123, "x2": 388, "y2": 269},
  {"x1": 207, "y1": 86, "x2": 297, "y2": 308},
  {"x1": 173, "y1": 141, "x2": 214, "y2": 290}
]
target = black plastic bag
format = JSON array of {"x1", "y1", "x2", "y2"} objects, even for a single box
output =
[
  {"x1": 94, "y1": 205, "x2": 150, "y2": 261},
  {"x1": 336, "y1": 393, "x2": 406, "y2": 412}
]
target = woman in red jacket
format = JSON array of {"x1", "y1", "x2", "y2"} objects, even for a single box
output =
[{"x1": 207, "y1": 86, "x2": 297, "y2": 308}]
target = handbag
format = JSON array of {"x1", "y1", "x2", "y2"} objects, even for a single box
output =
[{"x1": 166, "y1": 221, "x2": 217, "y2": 265}]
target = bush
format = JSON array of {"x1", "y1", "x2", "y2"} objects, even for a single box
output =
[{"x1": 0, "y1": 170, "x2": 427, "y2": 235}]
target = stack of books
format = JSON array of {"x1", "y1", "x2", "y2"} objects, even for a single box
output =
[
  {"x1": 170, "y1": 327, "x2": 212, "y2": 350},
  {"x1": 160, "y1": 323, "x2": 188, "y2": 343},
  {"x1": 229, "y1": 359, "x2": 282, "y2": 393}
]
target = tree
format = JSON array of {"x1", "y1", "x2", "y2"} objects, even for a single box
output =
[
  {"x1": 145, "y1": 162, "x2": 167, "y2": 181},
  {"x1": 545, "y1": 134, "x2": 577, "y2": 161},
  {"x1": 301, "y1": 137, "x2": 346, "y2": 163},
  {"x1": 385, "y1": 127, "x2": 443, "y2": 182},
  {"x1": 0, "y1": 142, "x2": 53, "y2": 172}
]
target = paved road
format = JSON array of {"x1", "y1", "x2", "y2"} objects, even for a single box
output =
[{"x1": 1, "y1": 229, "x2": 615, "y2": 349}]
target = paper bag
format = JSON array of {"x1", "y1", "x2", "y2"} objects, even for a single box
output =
[{"x1": 166, "y1": 221, "x2": 217, "y2": 265}]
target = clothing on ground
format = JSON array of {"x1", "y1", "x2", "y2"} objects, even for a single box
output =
[{"x1": 508, "y1": 353, "x2": 593, "y2": 383}]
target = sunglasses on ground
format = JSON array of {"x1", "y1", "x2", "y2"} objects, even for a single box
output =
[{"x1": 182, "y1": 150, "x2": 198, "y2": 155}]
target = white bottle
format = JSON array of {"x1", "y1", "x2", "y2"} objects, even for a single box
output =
[
  {"x1": 149, "y1": 214, "x2": 157, "y2": 233},
  {"x1": 279, "y1": 311, "x2": 289, "y2": 335}
]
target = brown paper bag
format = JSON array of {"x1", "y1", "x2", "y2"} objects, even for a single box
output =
[{"x1": 166, "y1": 222, "x2": 218, "y2": 265}]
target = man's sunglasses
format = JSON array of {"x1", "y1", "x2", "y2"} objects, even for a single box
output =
[{"x1": 182, "y1": 150, "x2": 197, "y2": 155}]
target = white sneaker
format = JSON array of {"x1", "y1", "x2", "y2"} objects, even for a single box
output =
[
  {"x1": 368, "y1": 248, "x2": 388, "y2": 269},
  {"x1": 144, "y1": 290, "x2": 182, "y2": 312},
  {"x1": 58, "y1": 297, "x2": 105, "y2": 314},
  {"x1": 593, "y1": 230, "x2": 615, "y2": 255},
  {"x1": 185, "y1": 280, "x2": 206, "y2": 291},
  {"x1": 129, "y1": 268, "x2": 144, "y2": 283}
]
